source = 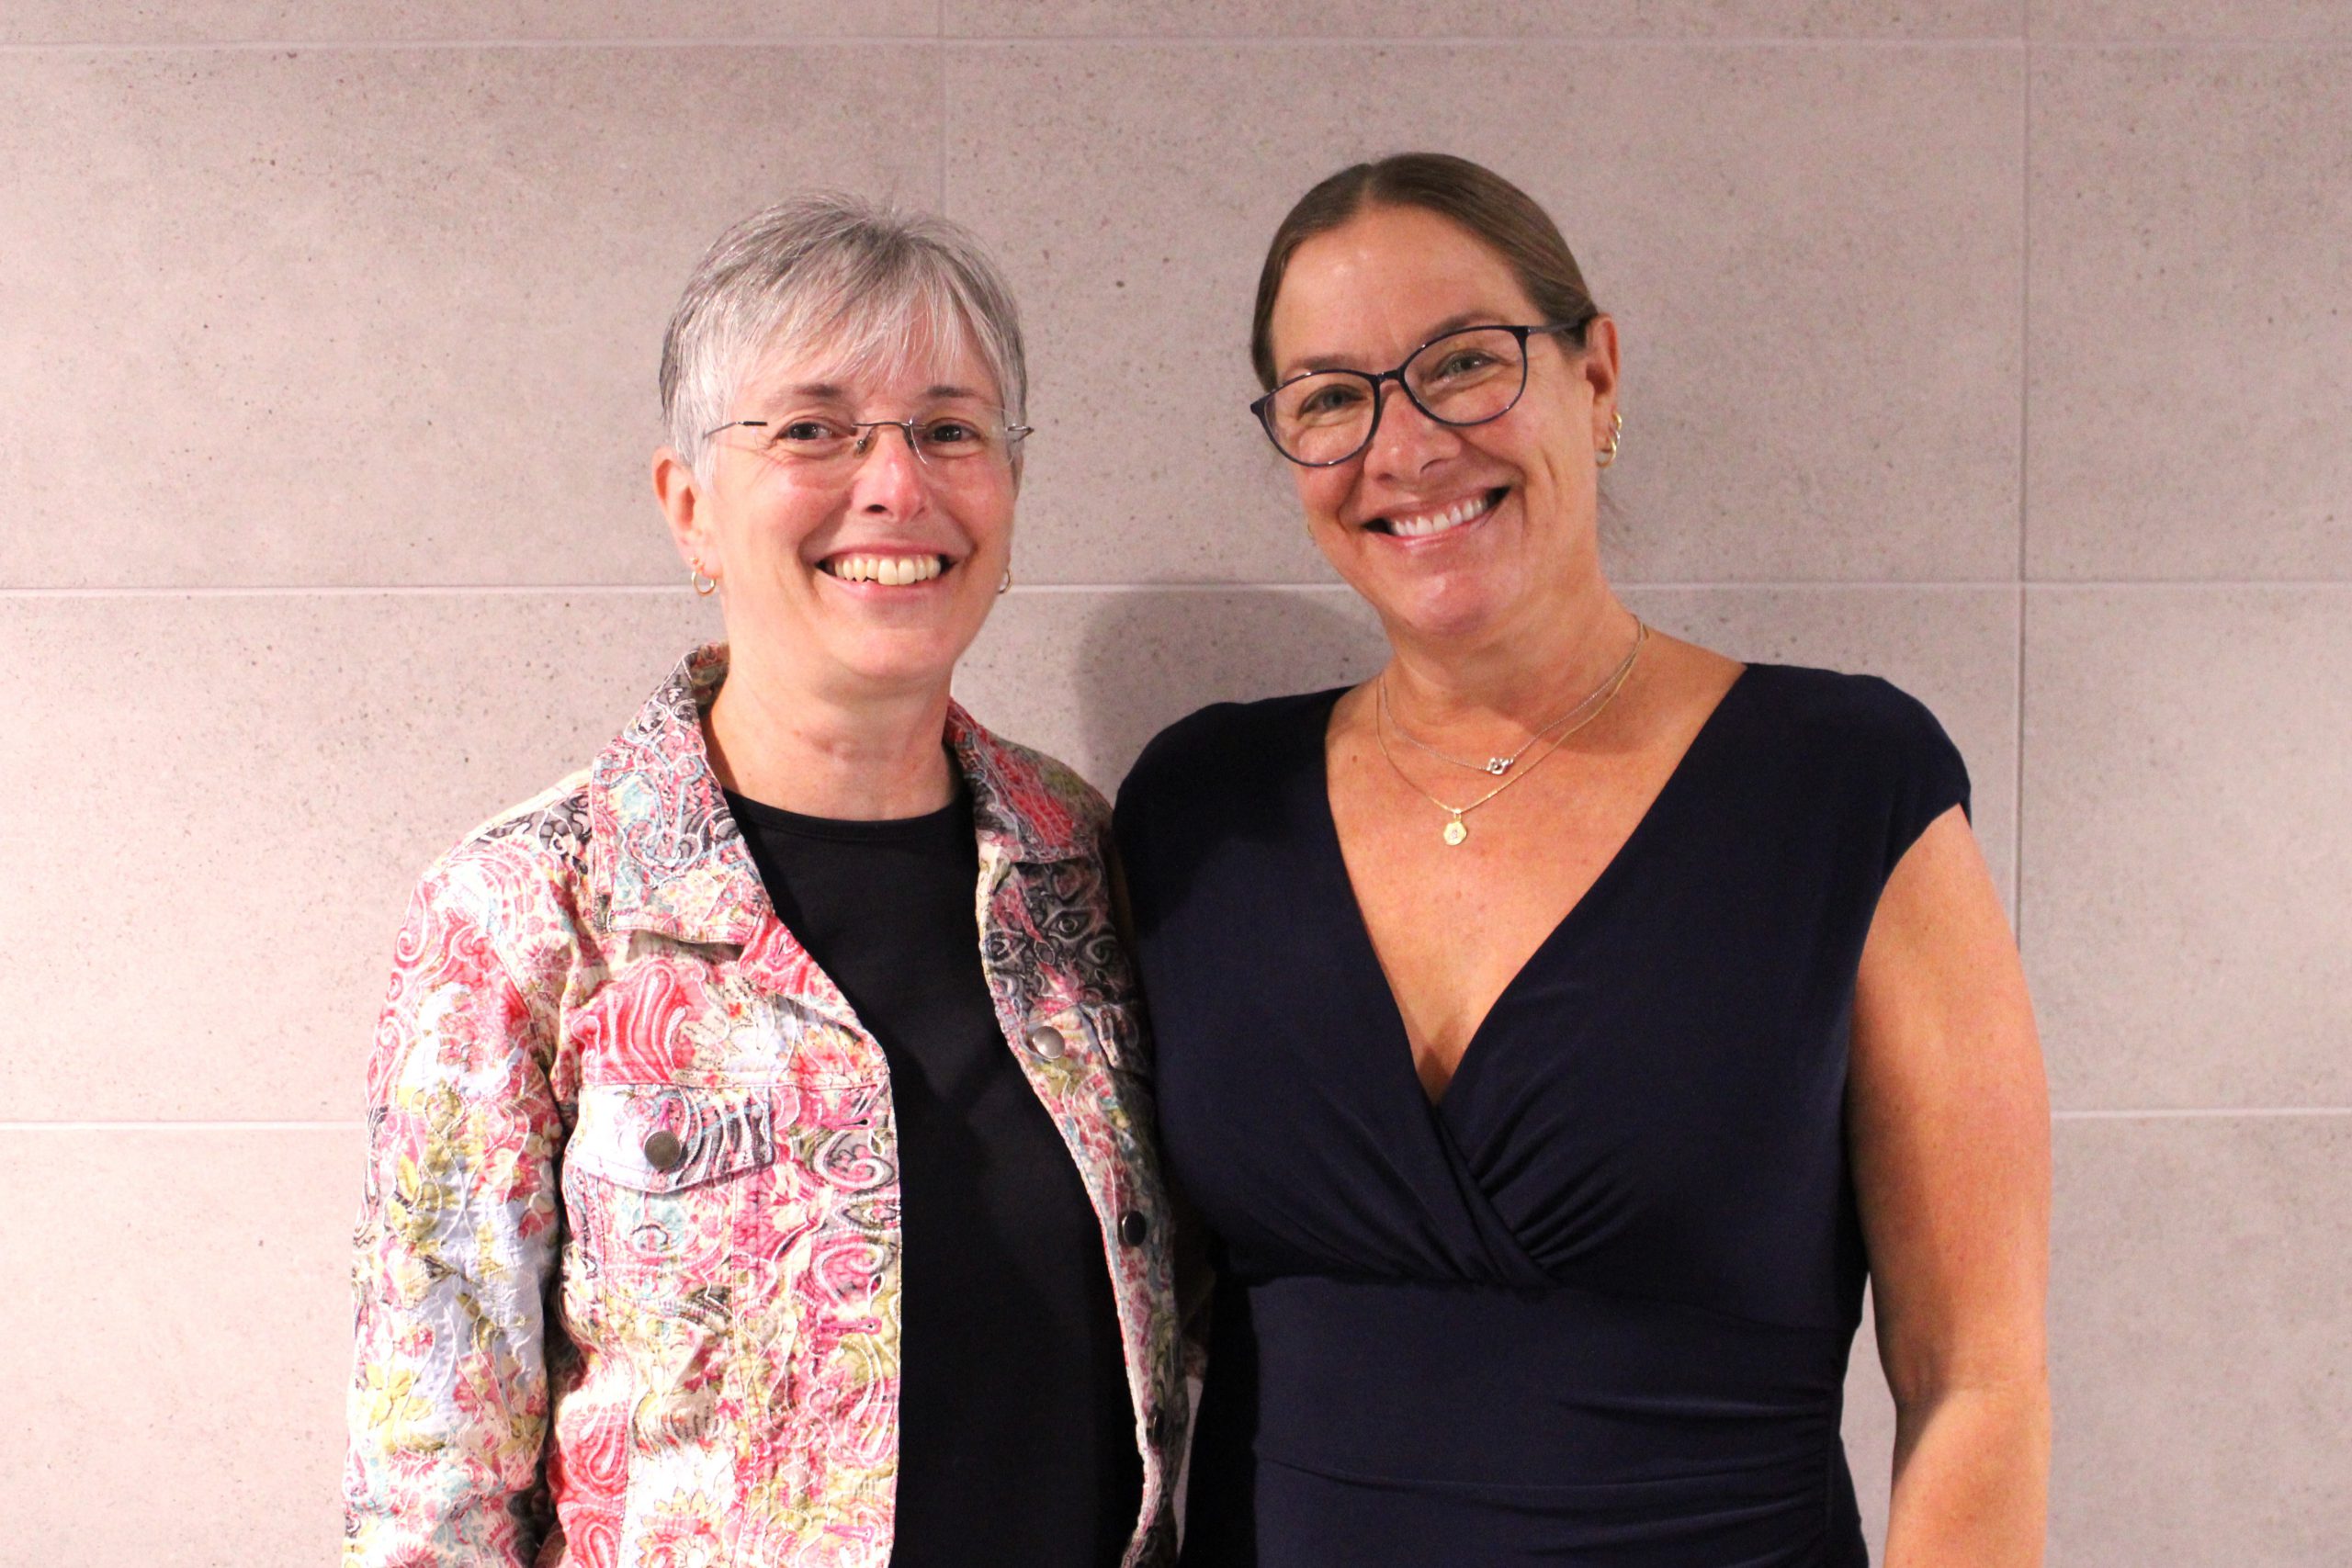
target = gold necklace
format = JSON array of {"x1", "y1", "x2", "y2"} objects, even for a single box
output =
[
  {"x1": 1379, "y1": 625, "x2": 1645, "y2": 776},
  {"x1": 1374, "y1": 619, "x2": 1648, "y2": 846}
]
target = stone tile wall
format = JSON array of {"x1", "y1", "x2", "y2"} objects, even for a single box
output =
[{"x1": 2, "y1": 4, "x2": 2344, "y2": 1561}]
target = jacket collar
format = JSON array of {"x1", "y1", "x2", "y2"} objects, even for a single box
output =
[{"x1": 587, "y1": 644, "x2": 1086, "y2": 947}]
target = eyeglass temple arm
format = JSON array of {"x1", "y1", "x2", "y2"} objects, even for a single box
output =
[{"x1": 700, "y1": 417, "x2": 1031, "y2": 441}]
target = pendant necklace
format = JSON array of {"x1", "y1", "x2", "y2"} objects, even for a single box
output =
[
  {"x1": 1374, "y1": 618, "x2": 1648, "y2": 846},
  {"x1": 1380, "y1": 624, "x2": 1645, "y2": 777}
]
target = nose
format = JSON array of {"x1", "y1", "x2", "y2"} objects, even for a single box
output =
[
  {"x1": 849, "y1": 422, "x2": 928, "y2": 515},
  {"x1": 1361, "y1": 378, "x2": 1463, "y2": 479}
]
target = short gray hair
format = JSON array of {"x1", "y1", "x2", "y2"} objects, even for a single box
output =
[{"x1": 659, "y1": 192, "x2": 1029, "y2": 475}]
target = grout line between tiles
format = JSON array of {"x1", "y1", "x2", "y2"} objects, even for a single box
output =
[
  {"x1": 936, "y1": 35, "x2": 2033, "y2": 49},
  {"x1": 936, "y1": 35, "x2": 2352, "y2": 50},
  {"x1": 0, "y1": 36, "x2": 944, "y2": 53},
  {"x1": 19, "y1": 580, "x2": 2348, "y2": 601},
  {"x1": 2021, "y1": 38, "x2": 2352, "y2": 51},
  {"x1": 6, "y1": 34, "x2": 2347, "y2": 54},
  {"x1": 2052, "y1": 1108, "x2": 2352, "y2": 1121},
  {"x1": 2014, "y1": 25, "x2": 2031, "y2": 934},
  {"x1": 0, "y1": 1121, "x2": 364, "y2": 1132},
  {"x1": 0, "y1": 584, "x2": 699, "y2": 599},
  {"x1": 0, "y1": 37, "x2": 2037, "y2": 54},
  {"x1": 6, "y1": 1111, "x2": 2342, "y2": 1131},
  {"x1": 935, "y1": 4, "x2": 948, "y2": 205}
]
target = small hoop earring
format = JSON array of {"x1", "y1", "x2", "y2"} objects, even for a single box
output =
[
  {"x1": 690, "y1": 558, "x2": 718, "y2": 597},
  {"x1": 998, "y1": 566, "x2": 1012, "y2": 596},
  {"x1": 1594, "y1": 409, "x2": 1623, "y2": 469}
]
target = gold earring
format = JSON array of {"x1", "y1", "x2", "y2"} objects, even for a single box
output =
[
  {"x1": 1595, "y1": 410, "x2": 1623, "y2": 468},
  {"x1": 690, "y1": 558, "x2": 718, "y2": 596},
  {"x1": 998, "y1": 566, "x2": 1012, "y2": 595}
]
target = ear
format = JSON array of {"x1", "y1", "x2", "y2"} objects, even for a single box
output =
[
  {"x1": 1577, "y1": 314, "x2": 1623, "y2": 443},
  {"x1": 652, "y1": 446, "x2": 711, "y2": 572}
]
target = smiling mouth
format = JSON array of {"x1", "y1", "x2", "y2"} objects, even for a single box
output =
[
  {"x1": 1367, "y1": 487, "x2": 1508, "y2": 538},
  {"x1": 819, "y1": 553, "x2": 954, "y2": 586}
]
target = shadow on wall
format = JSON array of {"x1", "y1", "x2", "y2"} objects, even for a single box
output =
[{"x1": 1072, "y1": 588, "x2": 1388, "y2": 788}]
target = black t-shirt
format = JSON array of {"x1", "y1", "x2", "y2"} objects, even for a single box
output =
[{"x1": 725, "y1": 782, "x2": 1141, "y2": 1568}]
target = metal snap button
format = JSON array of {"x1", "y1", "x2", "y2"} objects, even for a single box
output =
[
  {"x1": 1025, "y1": 1022, "x2": 1067, "y2": 1060},
  {"x1": 1118, "y1": 1209, "x2": 1148, "y2": 1247},
  {"x1": 642, "y1": 1129, "x2": 685, "y2": 1172}
]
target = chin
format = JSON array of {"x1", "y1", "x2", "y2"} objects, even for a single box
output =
[
  {"x1": 1366, "y1": 569, "x2": 1518, "y2": 646},
  {"x1": 825, "y1": 629, "x2": 975, "y2": 694}
]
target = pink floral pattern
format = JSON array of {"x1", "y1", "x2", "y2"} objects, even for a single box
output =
[{"x1": 345, "y1": 645, "x2": 1185, "y2": 1567}]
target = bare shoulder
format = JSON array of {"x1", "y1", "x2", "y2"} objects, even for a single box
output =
[{"x1": 1612, "y1": 626, "x2": 1744, "y2": 751}]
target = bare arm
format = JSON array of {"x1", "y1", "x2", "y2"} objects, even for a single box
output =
[{"x1": 1849, "y1": 806, "x2": 2052, "y2": 1566}]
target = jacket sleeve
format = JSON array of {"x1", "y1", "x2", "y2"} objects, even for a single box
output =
[{"x1": 343, "y1": 864, "x2": 563, "y2": 1566}]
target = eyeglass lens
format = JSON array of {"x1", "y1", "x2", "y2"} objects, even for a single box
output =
[
  {"x1": 716, "y1": 414, "x2": 1019, "y2": 474},
  {"x1": 1263, "y1": 327, "x2": 1532, "y2": 466}
]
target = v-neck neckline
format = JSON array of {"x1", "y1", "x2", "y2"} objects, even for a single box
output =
[{"x1": 1306, "y1": 663, "x2": 1758, "y2": 1114}]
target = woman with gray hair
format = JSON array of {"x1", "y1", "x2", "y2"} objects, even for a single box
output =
[{"x1": 343, "y1": 194, "x2": 1185, "y2": 1568}]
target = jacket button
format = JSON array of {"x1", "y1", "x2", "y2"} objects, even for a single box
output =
[
  {"x1": 1024, "y1": 1022, "x2": 1067, "y2": 1060},
  {"x1": 642, "y1": 1130, "x2": 685, "y2": 1172},
  {"x1": 1118, "y1": 1210, "x2": 1148, "y2": 1247}
]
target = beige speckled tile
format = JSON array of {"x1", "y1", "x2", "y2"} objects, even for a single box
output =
[
  {"x1": 0, "y1": 46, "x2": 941, "y2": 588},
  {"x1": 956, "y1": 586, "x2": 1390, "y2": 787},
  {"x1": 2022, "y1": 587, "x2": 2352, "y2": 1108},
  {"x1": 0, "y1": 591, "x2": 713, "y2": 1120},
  {"x1": 1, "y1": 0, "x2": 937, "y2": 44},
  {"x1": 0, "y1": 1128, "x2": 362, "y2": 1564},
  {"x1": 2028, "y1": 48, "x2": 2352, "y2": 579},
  {"x1": 945, "y1": 1, "x2": 2022, "y2": 38},
  {"x1": 950, "y1": 43, "x2": 2023, "y2": 583},
  {"x1": 2030, "y1": 0, "x2": 2352, "y2": 40},
  {"x1": 2047, "y1": 1113, "x2": 2352, "y2": 1563}
]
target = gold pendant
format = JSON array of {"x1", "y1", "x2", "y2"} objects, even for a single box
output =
[{"x1": 1442, "y1": 816, "x2": 1468, "y2": 846}]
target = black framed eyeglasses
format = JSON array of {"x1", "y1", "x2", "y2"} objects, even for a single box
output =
[{"x1": 1250, "y1": 321, "x2": 1586, "y2": 468}]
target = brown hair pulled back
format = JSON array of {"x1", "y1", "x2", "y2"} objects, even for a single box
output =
[{"x1": 1250, "y1": 152, "x2": 1600, "y2": 389}]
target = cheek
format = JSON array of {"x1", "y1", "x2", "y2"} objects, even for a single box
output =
[
  {"x1": 1294, "y1": 468, "x2": 1355, "y2": 532},
  {"x1": 737, "y1": 474, "x2": 838, "y2": 558},
  {"x1": 956, "y1": 477, "x2": 1019, "y2": 547}
]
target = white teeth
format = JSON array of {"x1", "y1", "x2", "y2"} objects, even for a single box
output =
[
  {"x1": 825, "y1": 554, "x2": 946, "y2": 584},
  {"x1": 1385, "y1": 491, "x2": 1498, "y2": 538}
]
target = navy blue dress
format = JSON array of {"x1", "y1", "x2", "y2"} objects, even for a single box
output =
[{"x1": 1114, "y1": 664, "x2": 1970, "y2": 1567}]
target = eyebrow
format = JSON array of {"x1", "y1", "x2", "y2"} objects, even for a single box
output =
[
  {"x1": 1283, "y1": 311, "x2": 1498, "y2": 378},
  {"x1": 762, "y1": 381, "x2": 989, "y2": 404}
]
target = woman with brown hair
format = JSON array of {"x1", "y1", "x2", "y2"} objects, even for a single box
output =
[{"x1": 1115, "y1": 153, "x2": 2050, "y2": 1565}]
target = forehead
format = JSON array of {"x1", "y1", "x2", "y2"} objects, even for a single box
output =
[
  {"x1": 1268, "y1": 205, "x2": 1540, "y2": 375},
  {"x1": 737, "y1": 299, "x2": 996, "y2": 407}
]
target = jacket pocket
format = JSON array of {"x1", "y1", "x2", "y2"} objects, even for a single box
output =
[{"x1": 563, "y1": 1082, "x2": 775, "y2": 1306}]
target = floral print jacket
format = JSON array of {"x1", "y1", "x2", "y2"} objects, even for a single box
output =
[{"x1": 344, "y1": 646, "x2": 1186, "y2": 1567}]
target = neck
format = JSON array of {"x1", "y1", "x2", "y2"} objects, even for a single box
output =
[
  {"x1": 705, "y1": 639, "x2": 957, "y2": 820},
  {"x1": 1380, "y1": 576, "x2": 1635, "y2": 739}
]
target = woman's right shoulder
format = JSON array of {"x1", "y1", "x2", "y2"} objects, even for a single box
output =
[
  {"x1": 403, "y1": 766, "x2": 598, "y2": 963},
  {"x1": 1119, "y1": 687, "x2": 1346, "y2": 812}
]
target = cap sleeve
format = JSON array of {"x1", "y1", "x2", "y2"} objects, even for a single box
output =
[{"x1": 1874, "y1": 678, "x2": 1973, "y2": 880}]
